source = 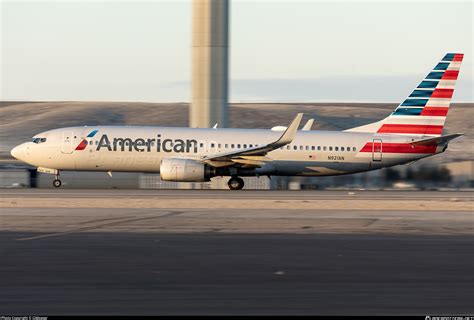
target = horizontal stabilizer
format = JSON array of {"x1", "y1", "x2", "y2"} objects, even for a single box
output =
[{"x1": 409, "y1": 133, "x2": 463, "y2": 146}]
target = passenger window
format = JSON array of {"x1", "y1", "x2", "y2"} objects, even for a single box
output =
[
  {"x1": 323, "y1": 146, "x2": 327, "y2": 151},
  {"x1": 237, "y1": 144, "x2": 241, "y2": 148},
  {"x1": 225, "y1": 144, "x2": 228, "y2": 148},
  {"x1": 353, "y1": 147, "x2": 357, "y2": 152},
  {"x1": 317, "y1": 146, "x2": 321, "y2": 151},
  {"x1": 218, "y1": 144, "x2": 221, "y2": 148},
  {"x1": 335, "y1": 147, "x2": 339, "y2": 151},
  {"x1": 287, "y1": 145, "x2": 290, "y2": 150},
  {"x1": 329, "y1": 146, "x2": 333, "y2": 151},
  {"x1": 306, "y1": 146, "x2": 309, "y2": 150},
  {"x1": 231, "y1": 144, "x2": 235, "y2": 148},
  {"x1": 341, "y1": 147, "x2": 344, "y2": 151},
  {"x1": 200, "y1": 143, "x2": 204, "y2": 148},
  {"x1": 293, "y1": 146, "x2": 297, "y2": 150},
  {"x1": 243, "y1": 144, "x2": 247, "y2": 148},
  {"x1": 211, "y1": 143, "x2": 215, "y2": 148},
  {"x1": 311, "y1": 146, "x2": 315, "y2": 150}
]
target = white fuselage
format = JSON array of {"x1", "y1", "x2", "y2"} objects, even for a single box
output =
[{"x1": 11, "y1": 126, "x2": 443, "y2": 177}]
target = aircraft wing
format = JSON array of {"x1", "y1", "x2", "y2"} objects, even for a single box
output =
[
  {"x1": 409, "y1": 133, "x2": 463, "y2": 146},
  {"x1": 201, "y1": 113, "x2": 303, "y2": 167}
]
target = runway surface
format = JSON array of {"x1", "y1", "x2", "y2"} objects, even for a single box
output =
[
  {"x1": 2, "y1": 188, "x2": 473, "y2": 200},
  {"x1": 1, "y1": 232, "x2": 473, "y2": 315},
  {"x1": 0, "y1": 189, "x2": 472, "y2": 314},
  {"x1": 1, "y1": 189, "x2": 472, "y2": 235}
]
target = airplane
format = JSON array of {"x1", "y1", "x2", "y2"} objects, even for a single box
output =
[{"x1": 10, "y1": 53, "x2": 464, "y2": 190}]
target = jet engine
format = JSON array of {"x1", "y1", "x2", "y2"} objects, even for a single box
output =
[{"x1": 160, "y1": 158, "x2": 214, "y2": 182}]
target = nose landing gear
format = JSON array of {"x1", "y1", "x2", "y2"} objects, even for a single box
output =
[
  {"x1": 228, "y1": 176, "x2": 244, "y2": 190},
  {"x1": 53, "y1": 172, "x2": 62, "y2": 188}
]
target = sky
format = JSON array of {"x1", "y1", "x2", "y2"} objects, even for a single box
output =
[{"x1": 1, "y1": 0, "x2": 472, "y2": 102}]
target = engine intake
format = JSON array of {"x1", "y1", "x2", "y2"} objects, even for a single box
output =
[{"x1": 160, "y1": 158, "x2": 213, "y2": 182}]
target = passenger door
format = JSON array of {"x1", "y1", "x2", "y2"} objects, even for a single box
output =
[{"x1": 61, "y1": 131, "x2": 74, "y2": 154}]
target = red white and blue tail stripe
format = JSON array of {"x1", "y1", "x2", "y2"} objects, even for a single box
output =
[{"x1": 346, "y1": 53, "x2": 463, "y2": 136}]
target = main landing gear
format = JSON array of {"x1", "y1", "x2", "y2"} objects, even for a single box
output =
[
  {"x1": 228, "y1": 176, "x2": 244, "y2": 190},
  {"x1": 53, "y1": 171, "x2": 62, "y2": 188}
]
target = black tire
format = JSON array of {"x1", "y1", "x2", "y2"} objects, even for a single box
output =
[
  {"x1": 228, "y1": 177, "x2": 244, "y2": 190},
  {"x1": 53, "y1": 179, "x2": 62, "y2": 188}
]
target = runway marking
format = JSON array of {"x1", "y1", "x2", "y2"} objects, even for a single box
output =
[{"x1": 15, "y1": 210, "x2": 183, "y2": 241}]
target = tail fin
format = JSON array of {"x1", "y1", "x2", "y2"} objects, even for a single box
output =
[{"x1": 345, "y1": 53, "x2": 464, "y2": 136}]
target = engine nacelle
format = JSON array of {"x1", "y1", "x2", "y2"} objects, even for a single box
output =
[{"x1": 160, "y1": 158, "x2": 211, "y2": 182}]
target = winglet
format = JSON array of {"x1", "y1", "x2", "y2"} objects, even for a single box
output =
[
  {"x1": 202, "y1": 113, "x2": 304, "y2": 164},
  {"x1": 302, "y1": 118, "x2": 314, "y2": 131},
  {"x1": 272, "y1": 113, "x2": 303, "y2": 147}
]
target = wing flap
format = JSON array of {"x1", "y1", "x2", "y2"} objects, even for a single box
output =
[
  {"x1": 231, "y1": 159, "x2": 266, "y2": 166},
  {"x1": 203, "y1": 160, "x2": 235, "y2": 167},
  {"x1": 239, "y1": 155, "x2": 273, "y2": 161}
]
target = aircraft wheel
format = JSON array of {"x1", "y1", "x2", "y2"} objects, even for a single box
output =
[
  {"x1": 53, "y1": 179, "x2": 62, "y2": 188},
  {"x1": 228, "y1": 177, "x2": 244, "y2": 190}
]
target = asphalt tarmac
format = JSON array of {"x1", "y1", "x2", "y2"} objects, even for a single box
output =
[
  {"x1": 0, "y1": 190, "x2": 472, "y2": 315},
  {"x1": 1, "y1": 189, "x2": 472, "y2": 235},
  {"x1": 1, "y1": 232, "x2": 473, "y2": 315}
]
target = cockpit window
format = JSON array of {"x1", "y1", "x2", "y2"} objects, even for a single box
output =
[{"x1": 32, "y1": 137, "x2": 47, "y2": 144}]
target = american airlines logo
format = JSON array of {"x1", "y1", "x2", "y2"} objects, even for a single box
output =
[
  {"x1": 75, "y1": 129, "x2": 99, "y2": 150},
  {"x1": 96, "y1": 134, "x2": 198, "y2": 153}
]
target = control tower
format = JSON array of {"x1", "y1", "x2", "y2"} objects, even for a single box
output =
[{"x1": 190, "y1": 0, "x2": 229, "y2": 128}]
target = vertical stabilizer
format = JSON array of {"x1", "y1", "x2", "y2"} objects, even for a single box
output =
[{"x1": 345, "y1": 53, "x2": 464, "y2": 136}]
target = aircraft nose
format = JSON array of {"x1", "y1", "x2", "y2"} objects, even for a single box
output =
[{"x1": 10, "y1": 143, "x2": 27, "y2": 161}]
